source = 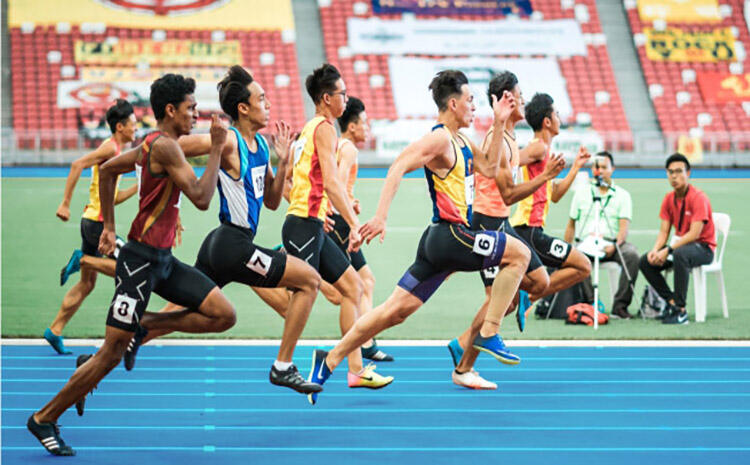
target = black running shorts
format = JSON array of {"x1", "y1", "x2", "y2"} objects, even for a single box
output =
[
  {"x1": 472, "y1": 212, "x2": 543, "y2": 287},
  {"x1": 195, "y1": 223, "x2": 286, "y2": 289},
  {"x1": 80, "y1": 218, "x2": 123, "y2": 258},
  {"x1": 513, "y1": 225, "x2": 572, "y2": 268},
  {"x1": 327, "y1": 213, "x2": 367, "y2": 271},
  {"x1": 282, "y1": 215, "x2": 350, "y2": 284},
  {"x1": 397, "y1": 221, "x2": 507, "y2": 303},
  {"x1": 106, "y1": 241, "x2": 216, "y2": 332}
]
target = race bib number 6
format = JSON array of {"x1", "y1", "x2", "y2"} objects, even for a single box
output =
[{"x1": 473, "y1": 232, "x2": 496, "y2": 257}]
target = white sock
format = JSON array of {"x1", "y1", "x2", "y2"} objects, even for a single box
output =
[{"x1": 273, "y1": 360, "x2": 293, "y2": 371}]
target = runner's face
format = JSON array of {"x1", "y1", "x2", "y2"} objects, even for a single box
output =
[
  {"x1": 328, "y1": 79, "x2": 348, "y2": 118},
  {"x1": 667, "y1": 161, "x2": 689, "y2": 191},
  {"x1": 512, "y1": 85, "x2": 524, "y2": 122},
  {"x1": 173, "y1": 94, "x2": 198, "y2": 136},
  {"x1": 349, "y1": 111, "x2": 369, "y2": 146},
  {"x1": 243, "y1": 81, "x2": 270, "y2": 128},
  {"x1": 454, "y1": 84, "x2": 475, "y2": 128},
  {"x1": 546, "y1": 104, "x2": 560, "y2": 136},
  {"x1": 118, "y1": 113, "x2": 138, "y2": 142}
]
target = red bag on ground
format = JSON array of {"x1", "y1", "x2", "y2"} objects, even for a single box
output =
[{"x1": 566, "y1": 303, "x2": 609, "y2": 326}]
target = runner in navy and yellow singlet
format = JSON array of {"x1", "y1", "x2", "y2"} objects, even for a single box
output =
[
  {"x1": 511, "y1": 93, "x2": 592, "y2": 308},
  {"x1": 27, "y1": 74, "x2": 237, "y2": 456},
  {"x1": 45, "y1": 100, "x2": 138, "y2": 354},
  {"x1": 285, "y1": 64, "x2": 393, "y2": 398},
  {"x1": 306, "y1": 70, "x2": 532, "y2": 404},
  {"x1": 121, "y1": 66, "x2": 322, "y2": 395}
]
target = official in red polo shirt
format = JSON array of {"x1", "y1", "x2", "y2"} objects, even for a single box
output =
[{"x1": 639, "y1": 153, "x2": 716, "y2": 325}]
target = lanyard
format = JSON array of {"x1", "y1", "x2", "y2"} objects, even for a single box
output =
[{"x1": 674, "y1": 185, "x2": 690, "y2": 231}]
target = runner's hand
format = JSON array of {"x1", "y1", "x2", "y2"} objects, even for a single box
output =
[
  {"x1": 56, "y1": 202, "x2": 71, "y2": 222},
  {"x1": 348, "y1": 226, "x2": 363, "y2": 252},
  {"x1": 272, "y1": 121, "x2": 293, "y2": 164},
  {"x1": 573, "y1": 146, "x2": 591, "y2": 170},
  {"x1": 210, "y1": 114, "x2": 227, "y2": 150},
  {"x1": 174, "y1": 215, "x2": 184, "y2": 248},
  {"x1": 99, "y1": 228, "x2": 116, "y2": 256},
  {"x1": 353, "y1": 199, "x2": 361, "y2": 215},
  {"x1": 360, "y1": 216, "x2": 386, "y2": 244},
  {"x1": 323, "y1": 211, "x2": 336, "y2": 233},
  {"x1": 492, "y1": 91, "x2": 516, "y2": 123},
  {"x1": 542, "y1": 153, "x2": 565, "y2": 180}
]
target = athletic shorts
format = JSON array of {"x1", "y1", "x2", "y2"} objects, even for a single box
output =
[
  {"x1": 513, "y1": 225, "x2": 572, "y2": 269},
  {"x1": 472, "y1": 212, "x2": 543, "y2": 286},
  {"x1": 327, "y1": 213, "x2": 367, "y2": 271},
  {"x1": 195, "y1": 223, "x2": 286, "y2": 289},
  {"x1": 397, "y1": 221, "x2": 507, "y2": 303},
  {"x1": 106, "y1": 241, "x2": 216, "y2": 332},
  {"x1": 80, "y1": 218, "x2": 123, "y2": 258},
  {"x1": 282, "y1": 215, "x2": 350, "y2": 284}
]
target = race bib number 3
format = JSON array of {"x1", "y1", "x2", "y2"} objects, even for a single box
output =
[
  {"x1": 473, "y1": 232, "x2": 496, "y2": 257},
  {"x1": 112, "y1": 294, "x2": 137, "y2": 325},
  {"x1": 251, "y1": 165, "x2": 266, "y2": 199}
]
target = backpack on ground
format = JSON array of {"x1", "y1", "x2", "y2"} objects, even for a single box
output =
[
  {"x1": 566, "y1": 303, "x2": 609, "y2": 326},
  {"x1": 639, "y1": 285, "x2": 667, "y2": 319}
]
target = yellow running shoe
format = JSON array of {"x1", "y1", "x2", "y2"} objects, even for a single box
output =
[{"x1": 347, "y1": 363, "x2": 394, "y2": 389}]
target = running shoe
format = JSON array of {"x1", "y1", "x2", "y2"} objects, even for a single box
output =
[
  {"x1": 361, "y1": 340, "x2": 394, "y2": 362},
  {"x1": 123, "y1": 325, "x2": 148, "y2": 371},
  {"x1": 452, "y1": 369, "x2": 497, "y2": 390},
  {"x1": 307, "y1": 349, "x2": 332, "y2": 405},
  {"x1": 347, "y1": 363, "x2": 394, "y2": 389},
  {"x1": 74, "y1": 354, "x2": 93, "y2": 416},
  {"x1": 43, "y1": 328, "x2": 72, "y2": 355},
  {"x1": 516, "y1": 290, "x2": 531, "y2": 332},
  {"x1": 472, "y1": 334, "x2": 521, "y2": 365},
  {"x1": 662, "y1": 310, "x2": 689, "y2": 325},
  {"x1": 447, "y1": 338, "x2": 464, "y2": 367},
  {"x1": 59, "y1": 249, "x2": 83, "y2": 286},
  {"x1": 27, "y1": 414, "x2": 75, "y2": 456},
  {"x1": 270, "y1": 364, "x2": 323, "y2": 394}
]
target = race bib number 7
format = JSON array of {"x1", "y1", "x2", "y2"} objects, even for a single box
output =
[{"x1": 473, "y1": 232, "x2": 496, "y2": 257}]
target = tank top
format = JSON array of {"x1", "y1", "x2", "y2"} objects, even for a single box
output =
[
  {"x1": 217, "y1": 127, "x2": 269, "y2": 232},
  {"x1": 473, "y1": 129, "x2": 520, "y2": 219},
  {"x1": 329, "y1": 138, "x2": 358, "y2": 215},
  {"x1": 128, "y1": 132, "x2": 182, "y2": 249},
  {"x1": 510, "y1": 138, "x2": 552, "y2": 228},
  {"x1": 82, "y1": 137, "x2": 122, "y2": 222},
  {"x1": 425, "y1": 124, "x2": 474, "y2": 226},
  {"x1": 287, "y1": 116, "x2": 333, "y2": 221}
]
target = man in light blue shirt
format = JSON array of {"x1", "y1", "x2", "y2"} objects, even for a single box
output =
[{"x1": 564, "y1": 152, "x2": 639, "y2": 319}]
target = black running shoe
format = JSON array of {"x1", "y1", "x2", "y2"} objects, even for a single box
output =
[
  {"x1": 27, "y1": 414, "x2": 75, "y2": 456},
  {"x1": 269, "y1": 364, "x2": 323, "y2": 394},
  {"x1": 74, "y1": 354, "x2": 93, "y2": 416},
  {"x1": 123, "y1": 325, "x2": 148, "y2": 371},
  {"x1": 361, "y1": 343, "x2": 394, "y2": 362}
]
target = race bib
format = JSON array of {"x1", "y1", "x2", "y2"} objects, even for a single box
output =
[
  {"x1": 246, "y1": 249, "x2": 272, "y2": 276},
  {"x1": 549, "y1": 239, "x2": 570, "y2": 259},
  {"x1": 473, "y1": 232, "x2": 496, "y2": 257},
  {"x1": 465, "y1": 174, "x2": 475, "y2": 206},
  {"x1": 251, "y1": 165, "x2": 266, "y2": 199},
  {"x1": 111, "y1": 294, "x2": 137, "y2": 325}
]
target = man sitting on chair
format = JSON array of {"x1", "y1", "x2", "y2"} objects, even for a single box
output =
[
  {"x1": 564, "y1": 151, "x2": 639, "y2": 319},
  {"x1": 638, "y1": 153, "x2": 716, "y2": 325}
]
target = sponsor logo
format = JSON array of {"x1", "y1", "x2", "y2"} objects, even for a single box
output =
[{"x1": 95, "y1": 0, "x2": 230, "y2": 17}]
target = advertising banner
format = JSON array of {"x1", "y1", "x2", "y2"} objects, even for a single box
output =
[
  {"x1": 637, "y1": 0, "x2": 720, "y2": 23},
  {"x1": 696, "y1": 72, "x2": 750, "y2": 103},
  {"x1": 80, "y1": 67, "x2": 229, "y2": 82},
  {"x1": 74, "y1": 39, "x2": 242, "y2": 66},
  {"x1": 388, "y1": 56, "x2": 572, "y2": 120},
  {"x1": 57, "y1": 80, "x2": 222, "y2": 110},
  {"x1": 371, "y1": 0, "x2": 533, "y2": 16},
  {"x1": 645, "y1": 28, "x2": 736, "y2": 62},
  {"x1": 348, "y1": 17, "x2": 586, "y2": 56}
]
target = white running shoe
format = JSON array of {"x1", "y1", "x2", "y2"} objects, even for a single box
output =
[{"x1": 452, "y1": 369, "x2": 497, "y2": 390}]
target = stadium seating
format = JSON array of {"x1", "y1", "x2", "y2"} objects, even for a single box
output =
[
  {"x1": 318, "y1": 0, "x2": 632, "y2": 149},
  {"x1": 625, "y1": 0, "x2": 750, "y2": 151}
]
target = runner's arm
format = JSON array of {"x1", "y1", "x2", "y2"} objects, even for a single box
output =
[
  {"x1": 56, "y1": 140, "x2": 117, "y2": 221},
  {"x1": 114, "y1": 184, "x2": 137, "y2": 205},
  {"x1": 99, "y1": 144, "x2": 142, "y2": 232},
  {"x1": 564, "y1": 218, "x2": 576, "y2": 244},
  {"x1": 264, "y1": 122, "x2": 292, "y2": 210},
  {"x1": 470, "y1": 92, "x2": 515, "y2": 178},
  {"x1": 551, "y1": 147, "x2": 591, "y2": 203},
  {"x1": 317, "y1": 123, "x2": 358, "y2": 230},
  {"x1": 519, "y1": 141, "x2": 546, "y2": 166}
]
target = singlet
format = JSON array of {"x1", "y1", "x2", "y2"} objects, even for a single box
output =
[
  {"x1": 216, "y1": 127, "x2": 269, "y2": 232},
  {"x1": 473, "y1": 129, "x2": 520, "y2": 219},
  {"x1": 510, "y1": 138, "x2": 552, "y2": 228},
  {"x1": 329, "y1": 138, "x2": 358, "y2": 215},
  {"x1": 128, "y1": 132, "x2": 182, "y2": 249},
  {"x1": 82, "y1": 137, "x2": 122, "y2": 222},
  {"x1": 425, "y1": 124, "x2": 474, "y2": 226},
  {"x1": 287, "y1": 116, "x2": 333, "y2": 221}
]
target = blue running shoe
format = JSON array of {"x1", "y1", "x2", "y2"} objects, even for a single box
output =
[
  {"x1": 44, "y1": 328, "x2": 72, "y2": 355},
  {"x1": 472, "y1": 334, "x2": 520, "y2": 365},
  {"x1": 516, "y1": 290, "x2": 531, "y2": 332},
  {"x1": 447, "y1": 338, "x2": 464, "y2": 367},
  {"x1": 306, "y1": 349, "x2": 331, "y2": 405},
  {"x1": 60, "y1": 249, "x2": 83, "y2": 286}
]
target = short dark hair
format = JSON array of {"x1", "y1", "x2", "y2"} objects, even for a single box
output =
[
  {"x1": 596, "y1": 150, "x2": 614, "y2": 167},
  {"x1": 217, "y1": 65, "x2": 253, "y2": 122},
  {"x1": 105, "y1": 99, "x2": 134, "y2": 134},
  {"x1": 487, "y1": 71, "x2": 518, "y2": 107},
  {"x1": 525, "y1": 93, "x2": 554, "y2": 132},
  {"x1": 305, "y1": 63, "x2": 341, "y2": 104},
  {"x1": 337, "y1": 96, "x2": 365, "y2": 132},
  {"x1": 150, "y1": 74, "x2": 196, "y2": 121},
  {"x1": 428, "y1": 69, "x2": 468, "y2": 112},
  {"x1": 665, "y1": 152, "x2": 691, "y2": 171}
]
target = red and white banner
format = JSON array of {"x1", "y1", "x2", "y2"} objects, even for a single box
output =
[
  {"x1": 57, "y1": 80, "x2": 222, "y2": 110},
  {"x1": 696, "y1": 72, "x2": 750, "y2": 103}
]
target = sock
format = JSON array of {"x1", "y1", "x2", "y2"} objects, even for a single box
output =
[
  {"x1": 273, "y1": 360, "x2": 293, "y2": 371},
  {"x1": 454, "y1": 368, "x2": 467, "y2": 375}
]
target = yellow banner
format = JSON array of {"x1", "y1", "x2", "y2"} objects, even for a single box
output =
[
  {"x1": 74, "y1": 40, "x2": 242, "y2": 66},
  {"x1": 637, "y1": 0, "x2": 720, "y2": 23},
  {"x1": 9, "y1": 0, "x2": 293, "y2": 31},
  {"x1": 645, "y1": 28, "x2": 736, "y2": 62},
  {"x1": 80, "y1": 67, "x2": 230, "y2": 82}
]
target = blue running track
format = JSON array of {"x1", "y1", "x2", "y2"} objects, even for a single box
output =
[{"x1": 3, "y1": 345, "x2": 750, "y2": 465}]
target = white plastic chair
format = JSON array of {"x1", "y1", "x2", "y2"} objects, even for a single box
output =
[
  {"x1": 600, "y1": 261, "x2": 621, "y2": 305},
  {"x1": 691, "y1": 212, "x2": 730, "y2": 322}
]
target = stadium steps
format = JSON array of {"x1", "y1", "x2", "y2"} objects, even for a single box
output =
[
  {"x1": 292, "y1": 0, "x2": 328, "y2": 120},
  {"x1": 596, "y1": 0, "x2": 660, "y2": 134},
  {"x1": 1, "y1": 0, "x2": 12, "y2": 128}
]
